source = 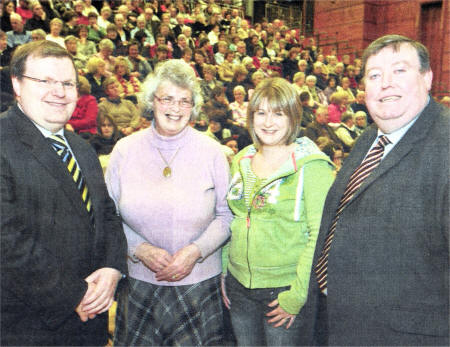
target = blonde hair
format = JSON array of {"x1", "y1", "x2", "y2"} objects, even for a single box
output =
[{"x1": 86, "y1": 56, "x2": 105, "y2": 74}]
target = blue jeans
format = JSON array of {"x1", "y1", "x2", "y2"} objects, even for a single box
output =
[{"x1": 226, "y1": 274, "x2": 305, "y2": 346}]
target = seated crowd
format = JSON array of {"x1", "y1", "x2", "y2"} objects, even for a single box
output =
[{"x1": 1, "y1": 0, "x2": 445, "y2": 171}]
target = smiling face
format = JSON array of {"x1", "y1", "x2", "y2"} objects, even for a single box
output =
[
  {"x1": 153, "y1": 81, "x2": 193, "y2": 137},
  {"x1": 253, "y1": 98, "x2": 290, "y2": 147},
  {"x1": 12, "y1": 57, "x2": 78, "y2": 133},
  {"x1": 364, "y1": 43, "x2": 432, "y2": 133}
]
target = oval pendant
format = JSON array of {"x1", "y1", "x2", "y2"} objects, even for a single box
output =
[{"x1": 163, "y1": 166, "x2": 171, "y2": 177}]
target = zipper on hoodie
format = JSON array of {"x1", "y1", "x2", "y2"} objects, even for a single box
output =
[{"x1": 246, "y1": 208, "x2": 252, "y2": 288}]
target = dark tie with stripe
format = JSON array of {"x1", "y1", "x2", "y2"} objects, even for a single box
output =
[
  {"x1": 48, "y1": 134, "x2": 94, "y2": 222},
  {"x1": 315, "y1": 135, "x2": 391, "y2": 294}
]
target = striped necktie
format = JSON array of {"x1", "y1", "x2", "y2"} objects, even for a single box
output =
[
  {"x1": 48, "y1": 134, "x2": 94, "y2": 221},
  {"x1": 315, "y1": 135, "x2": 391, "y2": 294}
]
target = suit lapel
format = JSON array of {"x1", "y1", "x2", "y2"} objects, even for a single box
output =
[
  {"x1": 12, "y1": 107, "x2": 92, "y2": 225},
  {"x1": 348, "y1": 99, "x2": 438, "y2": 205}
]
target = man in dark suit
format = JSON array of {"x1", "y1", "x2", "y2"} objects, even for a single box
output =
[
  {"x1": 310, "y1": 35, "x2": 449, "y2": 345},
  {"x1": 0, "y1": 40, "x2": 127, "y2": 345}
]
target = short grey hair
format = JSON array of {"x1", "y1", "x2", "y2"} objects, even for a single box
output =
[{"x1": 140, "y1": 59, "x2": 203, "y2": 120}]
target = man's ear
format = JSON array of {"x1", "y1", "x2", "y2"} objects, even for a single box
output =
[
  {"x1": 423, "y1": 69, "x2": 433, "y2": 92},
  {"x1": 11, "y1": 76, "x2": 21, "y2": 98}
]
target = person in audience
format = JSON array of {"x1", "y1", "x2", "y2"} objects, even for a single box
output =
[
  {"x1": 114, "y1": 56, "x2": 141, "y2": 99},
  {"x1": 16, "y1": 0, "x2": 32, "y2": 23},
  {"x1": 7, "y1": 13, "x2": 32, "y2": 48},
  {"x1": 229, "y1": 85, "x2": 249, "y2": 128},
  {"x1": 328, "y1": 90, "x2": 348, "y2": 125},
  {"x1": 1, "y1": 1, "x2": 15, "y2": 32},
  {"x1": 205, "y1": 111, "x2": 232, "y2": 143},
  {"x1": 299, "y1": 91, "x2": 315, "y2": 127},
  {"x1": 292, "y1": 71, "x2": 306, "y2": 94},
  {"x1": 46, "y1": 17, "x2": 65, "y2": 47},
  {"x1": 304, "y1": 75, "x2": 327, "y2": 108},
  {"x1": 353, "y1": 110, "x2": 367, "y2": 136},
  {"x1": 218, "y1": 50, "x2": 235, "y2": 83},
  {"x1": 76, "y1": 24, "x2": 97, "y2": 61},
  {"x1": 323, "y1": 77, "x2": 337, "y2": 103},
  {"x1": 200, "y1": 63, "x2": 223, "y2": 100},
  {"x1": 97, "y1": 6, "x2": 112, "y2": 31},
  {"x1": 226, "y1": 64, "x2": 249, "y2": 102},
  {"x1": 334, "y1": 112, "x2": 358, "y2": 153},
  {"x1": 95, "y1": 38, "x2": 116, "y2": 75},
  {"x1": 125, "y1": 40, "x2": 152, "y2": 81},
  {"x1": 106, "y1": 59, "x2": 232, "y2": 346},
  {"x1": 305, "y1": 106, "x2": 343, "y2": 147},
  {"x1": 85, "y1": 56, "x2": 108, "y2": 101},
  {"x1": 64, "y1": 35, "x2": 86, "y2": 72},
  {"x1": 86, "y1": 11, "x2": 105, "y2": 43},
  {"x1": 222, "y1": 77, "x2": 334, "y2": 346},
  {"x1": 89, "y1": 114, "x2": 125, "y2": 173},
  {"x1": 25, "y1": 1, "x2": 50, "y2": 32},
  {"x1": 350, "y1": 90, "x2": 370, "y2": 118},
  {"x1": 337, "y1": 76, "x2": 356, "y2": 104},
  {"x1": 66, "y1": 75, "x2": 98, "y2": 136},
  {"x1": 97, "y1": 76, "x2": 141, "y2": 135},
  {"x1": 30, "y1": 28, "x2": 46, "y2": 41}
]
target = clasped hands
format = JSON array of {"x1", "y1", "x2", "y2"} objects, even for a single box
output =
[
  {"x1": 75, "y1": 267, "x2": 122, "y2": 322},
  {"x1": 135, "y1": 242, "x2": 201, "y2": 282}
]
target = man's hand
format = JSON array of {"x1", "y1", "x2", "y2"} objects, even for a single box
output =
[
  {"x1": 155, "y1": 244, "x2": 201, "y2": 282},
  {"x1": 81, "y1": 268, "x2": 122, "y2": 316},
  {"x1": 135, "y1": 242, "x2": 173, "y2": 273}
]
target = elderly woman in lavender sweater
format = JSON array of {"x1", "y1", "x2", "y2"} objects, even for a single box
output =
[{"x1": 106, "y1": 59, "x2": 233, "y2": 346}]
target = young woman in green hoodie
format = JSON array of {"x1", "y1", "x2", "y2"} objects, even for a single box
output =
[{"x1": 222, "y1": 77, "x2": 335, "y2": 346}]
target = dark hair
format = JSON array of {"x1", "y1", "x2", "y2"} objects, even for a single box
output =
[
  {"x1": 87, "y1": 11, "x2": 98, "y2": 19},
  {"x1": 77, "y1": 24, "x2": 88, "y2": 35},
  {"x1": 11, "y1": 40, "x2": 77, "y2": 82},
  {"x1": 62, "y1": 10, "x2": 76, "y2": 22},
  {"x1": 199, "y1": 38, "x2": 210, "y2": 48},
  {"x1": 362, "y1": 34, "x2": 431, "y2": 75},
  {"x1": 211, "y1": 86, "x2": 224, "y2": 99},
  {"x1": 299, "y1": 91, "x2": 310, "y2": 102}
]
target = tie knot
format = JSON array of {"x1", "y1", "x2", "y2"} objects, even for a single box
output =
[
  {"x1": 48, "y1": 134, "x2": 67, "y2": 147},
  {"x1": 378, "y1": 135, "x2": 391, "y2": 148}
]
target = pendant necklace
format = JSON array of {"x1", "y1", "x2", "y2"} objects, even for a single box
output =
[{"x1": 156, "y1": 147, "x2": 180, "y2": 178}]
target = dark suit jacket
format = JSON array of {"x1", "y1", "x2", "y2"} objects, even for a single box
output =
[
  {"x1": 306, "y1": 98, "x2": 449, "y2": 346},
  {"x1": 1, "y1": 105, "x2": 128, "y2": 346}
]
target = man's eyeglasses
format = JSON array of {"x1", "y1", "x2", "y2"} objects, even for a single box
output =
[
  {"x1": 154, "y1": 95, "x2": 193, "y2": 109},
  {"x1": 21, "y1": 75, "x2": 77, "y2": 90}
]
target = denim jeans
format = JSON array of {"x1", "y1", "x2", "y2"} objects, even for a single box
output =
[{"x1": 226, "y1": 274, "x2": 305, "y2": 346}]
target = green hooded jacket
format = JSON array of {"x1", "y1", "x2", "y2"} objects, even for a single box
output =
[{"x1": 223, "y1": 137, "x2": 334, "y2": 314}]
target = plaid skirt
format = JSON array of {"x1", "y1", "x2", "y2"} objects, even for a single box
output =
[{"x1": 113, "y1": 275, "x2": 224, "y2": 346}]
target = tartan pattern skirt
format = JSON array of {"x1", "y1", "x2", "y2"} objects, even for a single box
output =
[{"x1": 113, "y1": 275, "x2": 224, "y2": 346}]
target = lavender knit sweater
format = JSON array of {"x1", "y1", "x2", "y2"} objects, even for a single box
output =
[{"x1": 106, "y1": 124, "x2": 232, "y2": 286}]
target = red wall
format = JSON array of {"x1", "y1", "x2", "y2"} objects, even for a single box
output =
[{"x1": 313, "y1": 0, "x2": 449, "y2": 97}]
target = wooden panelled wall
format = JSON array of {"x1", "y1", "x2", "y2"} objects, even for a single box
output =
[{"x1": 313, "y1": 0, "x2": 449, "y2": 97}]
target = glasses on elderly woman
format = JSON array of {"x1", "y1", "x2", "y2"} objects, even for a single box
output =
[{"x1": 154, "y1": 95, "x2": 193, "y2": 109}]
